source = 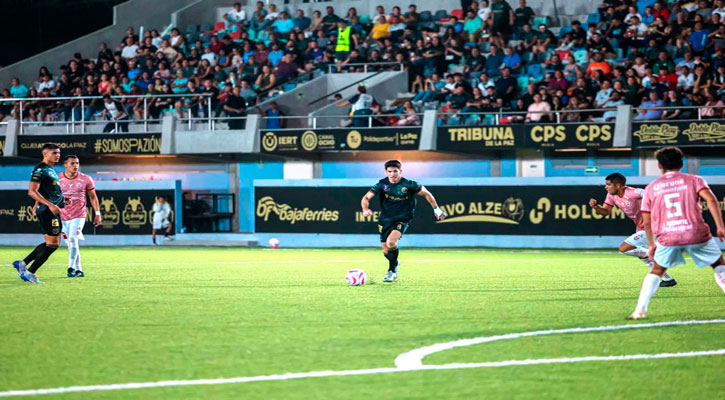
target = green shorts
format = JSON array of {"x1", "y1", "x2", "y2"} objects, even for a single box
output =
[
  {"x1": 37, "y1": 208, "x2": 62, "y2": 236},
  {"x1": 379, "y1": 220, "x2": 410, "y2": 243}
]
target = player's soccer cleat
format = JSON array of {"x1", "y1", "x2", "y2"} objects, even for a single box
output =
[
  {"x1": 21, "y1": 271, "x2": 45, "y2": 284},
  {"x1": 12, "y1": 260, "x2": 27, "y2": 278},
  {"x1": 67, "y1": 267, "x2": 76, "y2": 278},
  {"x1": 74, "y1": 270, "x2": 85, "y2": 278},
  {"x1": 627, "y1": 310, "x2": 647, "y2": 320},
  {"x1": 659, "y1": 278, "x2": 677, "y2": 287},
  {"x1": 383, "y1": 261, "x2": 400, "y2": 282}
]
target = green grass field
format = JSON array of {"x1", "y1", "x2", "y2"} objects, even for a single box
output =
[{"x1": 1, "y1": 246, "x2": 724, "y2": 399}]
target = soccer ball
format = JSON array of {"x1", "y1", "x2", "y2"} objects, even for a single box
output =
[
  {"x1": 268, "y1": 238, "x2": 280, "y2": 249},
  {"x1": 345, "y1": 269, "x2": 367, "y2": 286}
]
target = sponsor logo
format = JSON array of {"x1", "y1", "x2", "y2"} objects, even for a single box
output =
[
  {"x1": 100, "y1": 197, "x2": 120, "y2": 228},
  {"x1": 528, "y1": 197, "x2": 627, "y2": 224},
  {"x1": 256, "y1": 196, "x2": 339, "y2": 224},
  {"x1": 301, "y1": 130, "x2": 318, "y2": 151},
  {"x1": 122, "y1": 197, "x2": 147, "y2": 228},
  {"x1": 530, "y1": 125, "x2": 612, "y2": 146},
  {"x1": 682, "y1": 122, "x2": 725, "y2": 143},
  {"x1": 447, "y1": 127, "x2": 516, "y2": 147},
  {"x1": 20, "y1": 141, "x2": 87, "y2": 150},
  {"x1": 262, "y1": 132, "x2": 278, "y2": 152},
  {"x1": 633, "y1": 124, "x2": 679, "y2": 143},
  {"x1": 436, "y1": 198, "x2": 525, "y2": 224},
  {"x1": 93, "y1": 137, "x2": 160, "y2": 153},
  {"x1": 0, "y1": 137, "x2": 4, "y2": 155},
  {"x1": 347, "y1": 130, "x2": 362, "y2": 149}
]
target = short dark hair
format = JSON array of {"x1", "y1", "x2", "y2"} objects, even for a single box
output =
[
  {"x1": 384, "y1": 160, "x2": 401, "y2": 170},
  {"x1": 357, "y1": 85, "x2": 366, "y2": 93},
  {"x1": 655, "y1": 146, "x2": 684, "y2": 171},
  {"x1": 605, "y1": 172, "x2": 626, "y2": 185},
  {"x1": 63, "y1": 155, "x2": 79, "y2": 163},
  {"x1": 41, "y1": 143, "x2": 59, "y2": 152}
]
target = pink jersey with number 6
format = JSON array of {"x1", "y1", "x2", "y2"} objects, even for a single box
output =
[
  {"x1": 641, "y1": 171, "x2": 712, "y2": 246},
  {"x1": 604, "y1": 186, "x2": 645, "y2": 231},
  {"x1": 58, "y1": 172, "x2": 95, "y2": 221}
]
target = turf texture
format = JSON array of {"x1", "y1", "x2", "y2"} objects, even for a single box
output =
[{"x1": 1, "y1": 246, "x2": 723, "y2": 399}]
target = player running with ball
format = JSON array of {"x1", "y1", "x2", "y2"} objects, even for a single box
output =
[
  {"x1": 628, "y1": 146, "x2": 725, "y2": 319},
  {"x1": 589, "y1": 173, "x2": 677, "y2": 287},
  {"x1": 361, "y1": 160, "x2": 446, "y2": 282}
]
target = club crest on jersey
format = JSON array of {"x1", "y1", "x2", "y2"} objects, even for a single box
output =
[
  {"x1": 383, "y1": 185, "x2": 389, "y2": 191},
  {"x1": 401, "y1": 187, "x2": 408, "y2": 193}
]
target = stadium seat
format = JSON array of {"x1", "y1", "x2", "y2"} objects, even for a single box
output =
[
  {"x1": 200, "y1": 23, "x2": 213, "y2": 33},
  {"x1": 517, "y1": 75, "x2": 531, "y2": 88},
  {"x1": 533, "y1": 16, "x2": 548, "y2": 27},
  {"x1": 434, "y1": 10, "x2": 448, "y2": 21},
  {"x1": 420, "y1": 11, "x2": 432, "y2": 22},
  {"x1": 359, "y1": 15, "x2": 370, "y2": 24},
  {"x1": 526, "y1": 64, "x2": 543, "y2": 81},
  {"x1": 573, "y1": 50, "x2": 588, "y2": 65},
  {"x1": 283, "y1": 83, "x2": 297, "y2": 92},
  {"x1": 586, "y1": 12, "x2": 600, "y2": 25},
  {"x1": 558, "y1": 26, "x2": 573, "y2": 39},
  {"x1": 186, "y1": 24, "x2": 198, "y2": 34},
  {"x1": 213, "y1": 22, "x2": 225, "y2": 33},
  {"x1": 230, "y1": 30, "x2": 241, "y2": 41}
]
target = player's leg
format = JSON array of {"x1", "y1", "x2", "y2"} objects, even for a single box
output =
[
  {"x1": 621, "y1": 231, "x2": 676, "y2": 286},
  {"x1": 385, "y1": 230, "x2": 402, "y2": 272},
  {"x1": 69, "y1": 218, "x2": 86, "y2": 276},
  {"x1": 628, "y1": 244, "x2": 684, "y2": 319},
  {"x1": 686, "y1": 238, "x2": 725, "y2": 293},
  {"x1": 152, "y1": 229, "x2": 158, "y2": 245}
]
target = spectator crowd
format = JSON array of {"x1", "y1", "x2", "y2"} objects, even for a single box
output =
[{"x1": 2, "y1": 0, "x2": 725, "y2": 128}]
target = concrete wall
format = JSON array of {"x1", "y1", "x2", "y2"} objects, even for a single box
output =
[{"x1": 0, "y1": 0, "x2": 198, "y2": 86}]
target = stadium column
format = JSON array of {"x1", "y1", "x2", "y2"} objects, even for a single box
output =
[
  {"x1": 516, "y1": 149, "x2": 545, "y2": 177},
  {"x1": 3, "y1": 118, "x2": 20, "y2": 157},
  {"x1": 283, "y1": 161, "x2": 318, "y2": 179}
]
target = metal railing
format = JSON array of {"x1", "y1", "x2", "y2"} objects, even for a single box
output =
[
  {"x1": 631, "y1": 105, "x2": 725, "y2": 121},
  {"x1": 261, "y1": 113, "x2": 424, "y2": 129},
  {"x1": 1, "y1": 93, "x2": 212, "y2": 134},
  {"x1": 437, "y1": 108, "x2": 618, "y2": 124},
  {"x1": 326, "y1": 62, "x2": 406, "y2": 74}
]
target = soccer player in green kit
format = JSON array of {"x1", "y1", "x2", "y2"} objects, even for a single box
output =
[
  {"x1": 361, "y1": 160, "x2": 446, "y2": 282},
  {"x1": 12, "y1": 143, "x2": 65, "y2": 284}
]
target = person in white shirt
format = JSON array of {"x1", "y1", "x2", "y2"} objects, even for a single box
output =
[
  {"x1": 224, "y1": 2, "x2": 246, "y2": 25},
  {"x1": 478, "y1": 0, "x2": 492, "y2": 25},
  {"x1": 121, "y1": 37, "x2": 139, "y2": 60},
  {"x1": 676, "y1": 65, "x2": 695, "y2": 91},
  {"x1": 152, "y1": 195, "x2": 173, "y2": 245},
  {"x1": 714, "y1": 0, "x2": 725, "y2": 19},
  {"x1": 624, "y1": 5, "x2": 642, "y2": 24},
  {"x1": 37, "y1": 74, "x2": 56, "y2": 94}
]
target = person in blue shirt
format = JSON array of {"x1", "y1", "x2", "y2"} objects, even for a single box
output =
[
  {"x1": 171, "y1": 70, "x2": 189, "y2": 94},
  {"x1": 689, "y1": 22, "x2": 712, "y2": 53},
  {"x1": 127, "y1": 60, "x2": 142, "y2": 81},
  {"x1": 268, "y1": 43, "x2": 284, "y2": 66},
  {"x1": 485, "y1": 44, "x2": 504, "y2": 76},
  {"x1": 135, "y1": 71, "x2": 153, "y2": 93},
  {"x1": 10, "y1": 78, "x2": 29, "y2": 98},
  {"x1": 449, "y1": 16, "x2": 464, "y2": 34},
  {"x1": 293, "y1": 9, "x2": 311, "y2": 31},
  {"x1": 635, "y1": 91, "x2": 665, "y2": 120},
  {"x1": 257, "y1": 101, "x2": 283, "y2": 129},
  {"x1": 272, "y1": 12, "x2": 294, "y2": 35},
  {"x1": 501, "y1": 46, "x2": 522, "y2": 74}
]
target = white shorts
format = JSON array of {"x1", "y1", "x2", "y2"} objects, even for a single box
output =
[
  {"x1": 153, "y1": 219, "x2": 170, "y2": 230},
  {"x1": 654, "y1": 238, "x2": 723, "y2": 269},
  {"x1": 624, "y1": 230, "x2": 648, "y2": 248},
  {"x1": 62, "y1": 217, "x2": 86, "y2": 241}
]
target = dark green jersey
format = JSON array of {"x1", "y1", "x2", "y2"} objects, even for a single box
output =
[
  {"x1": 30, "y1": 162, "x2": 64, "y2": 212},
  {"x1": 370, "y1": 177, "x2": 421, "y2": 223}
]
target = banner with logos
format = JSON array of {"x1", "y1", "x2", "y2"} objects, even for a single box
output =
[
  {"x1": 16, "y1": 133, "x2": 162, "y2": 157},
  {"x1": 632, "y1": 120, "x2": 725, "y2": 148},
  {"x1": 437, "y1": 123, "x2": 615, "y2": 151},
  {"x1": 255, "y1": 184, "x2": 724, "y2": 235},
  {"x1": 0, "y1": 189, "x2": 173, "y2": 235},
  {"x1": 260, "y1": 128, "x2": 421, "y2": 153}
]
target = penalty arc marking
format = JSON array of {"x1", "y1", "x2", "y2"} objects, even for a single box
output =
[{"x1": 0, "y1": 319, "x2": 723, "y2": 397}]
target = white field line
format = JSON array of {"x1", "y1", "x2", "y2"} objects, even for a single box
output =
[
  {"x1": 1, "y1": 320, "x2": 723, "y2": 398},
  {"x1": 44, "y1": 257, "x2": 625, "y2": 267},
  {"x1": 394, "y1": 319, "x2": 725, "y2": 368}
]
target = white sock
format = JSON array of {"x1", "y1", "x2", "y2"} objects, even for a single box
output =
[
  {"x1": 74, "y1": 241, "x2": 82, "y2": 272},
  {"x1": 714, "y1": 265, "x2": 725, "y2": 293},
  {"x1": 635, "y1": 273, "x2": 661, "y2": 313},
  {"x1": 637, "y1": 257, "x2": 673, "y2": 281},
  {"x1": 67, "y1": 238, "x2": 79, "y2": 271},
  {"x1": 623, "y1": 247, "x2": 649, "y2": 258}
]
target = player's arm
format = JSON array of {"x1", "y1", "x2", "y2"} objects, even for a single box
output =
[
  {"x1": 361, "y1": 190, "x2": 376, "y2": 217},
  {"x1": 700, "y1": 188, "x2": 725, "y2": 240},
  {"x1": 417, "y1": 186, "x2": 445, "y2": 221},
  {"x1": 28, "y1": 181, "x2": 60, "y2": 215},
  {"x1": 87, "y1": 188, "x2": 102, "y2": 226},
  {"x1": 588, "y1": 198, "x2": 613, "y2": 216}
]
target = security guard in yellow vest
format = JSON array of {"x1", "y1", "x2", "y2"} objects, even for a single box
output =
[{"x1": 335, "y1": 21, "x2": 357, "y2": 61}]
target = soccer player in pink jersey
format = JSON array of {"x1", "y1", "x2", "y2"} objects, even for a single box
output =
[
  {"x1": 589, "y1": 173, "x2": 676, "y2": 287},
  {"x1": 58, "y1": 155, "x2": 102, "y2": 277},
  {"x1": 628, "y1": 147, "x2": 725, "y2": 319}
]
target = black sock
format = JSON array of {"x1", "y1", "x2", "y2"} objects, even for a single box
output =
[
  {"x1": 23, "y1": 243, "x2": 46, "y2": 265},
  {"x1": 28, "y1": 245, "x2": 58, "y2": 273},
  {"x1": 386, "y1": 248, "x2": 399, "y2": 271}
]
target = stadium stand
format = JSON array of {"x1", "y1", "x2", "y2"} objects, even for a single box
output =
[{"x1": 2, "y1": 0, "x2": 725, "y2": 129}]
